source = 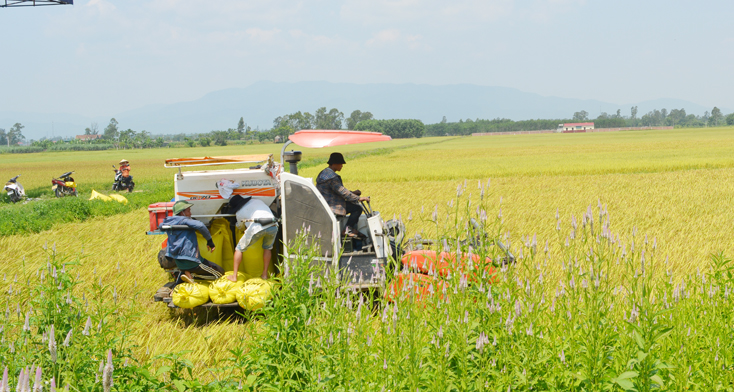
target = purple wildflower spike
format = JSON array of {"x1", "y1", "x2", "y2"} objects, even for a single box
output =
[
  {"x1": 33, "y1": 366, "x2": 42, "y2": 392},
  {"x1": 103, "y1": 349, "x2": 114, "y2": 392}
]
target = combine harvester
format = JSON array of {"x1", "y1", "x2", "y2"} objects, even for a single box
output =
[
  {"x1": 148, "y1": 130, "x2": 405, "y2": 310},
  {"x1": 147, "y1": 130, "x2": 513, "y2": 310}
]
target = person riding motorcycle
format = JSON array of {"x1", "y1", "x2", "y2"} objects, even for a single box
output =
[
  {"x1": 113, "y1": 159, "x2": 135, "y2": 192},
  {"x1": 119, "y1": 159, "x2": 130, "y2": 173}
]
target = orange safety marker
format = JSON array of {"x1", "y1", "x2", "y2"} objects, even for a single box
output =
[{"x1": 401, "y1": 250, "x2": 499, "y2": 283}]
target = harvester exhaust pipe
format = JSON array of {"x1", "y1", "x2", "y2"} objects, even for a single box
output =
[
  {"x1": 283, "y1": 150, "x2": 302, "y2": 175},
  {"x1": 280, "y1": 140, "x2": 302, "y2": 175}
]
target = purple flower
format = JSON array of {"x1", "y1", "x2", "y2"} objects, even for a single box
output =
[
  {"x1": 103, "y1": 350, "x2": 114, "y2": 392},
  {"x1": 49, "y1": 324, "x2": 57, "y2": 362},
  {"x1": 0, "y1": 366, "x2": 8, "y2": 392},
  {"x1": 82, "y1": 317, "x2": 92, "y2": 336},
  {"x1": 61, "y1": 328, "x2": 72, "y2": 348},
  {"x1": 15, "y1": 368, "x2": 24, "y2": 392},
  {"x1": 33, "y1": 366, "x2": 42, "y2": 392}
]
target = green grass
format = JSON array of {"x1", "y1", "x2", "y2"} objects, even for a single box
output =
[{"x1": 0, "y1": 181, "x2": 172, "y2": 235}]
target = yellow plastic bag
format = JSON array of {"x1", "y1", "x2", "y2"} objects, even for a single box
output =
[
  {"x1": 235, "y1": 227, "x2": 277, "y2": 278},
  {"x1": 197, "y1": 218, "x2": 234, "y2": 271},
  {"x1": 224, "y1": 271, "x2": 252, "y2": 282},
  {"x1": 235, "y1": 278, "x2": 272, "y2": 311},
  {"x1": 89, "y1": 190, "x2": 111, "y2": 201},
  {"x1": 109, "y1": 194, "x2": 128, "y2": 204},
  {"x1": 209, "y1": 276, "x2": 243, "y2": 304},
  {"x1": 171, "y1": 283, "x2": 210, "y2": 308}
]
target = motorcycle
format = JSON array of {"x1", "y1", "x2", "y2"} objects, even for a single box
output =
[
  {"x1": 4, "y1": 175, "x2": 26, "y2": 203},
  {"x1": 112, "y1": 165, "x2": 135, "y2": 192},
  {"x1": 52, "y1": 171, "x2": 78, "y2": 198}
]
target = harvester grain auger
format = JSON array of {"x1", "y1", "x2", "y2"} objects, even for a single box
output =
[{"x1": 147, "y1": 130, "x2": 407, "y2": 310}]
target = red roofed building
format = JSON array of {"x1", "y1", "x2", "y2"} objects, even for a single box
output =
[{"x1": 557, "y1": 122, "x2": 594, "y2": 132}]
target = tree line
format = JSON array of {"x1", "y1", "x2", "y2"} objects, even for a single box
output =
[
  {"x1": 571, "y1": 106, "x2": 733, "y2": 128},
  {"x1": 266, "y1": 107, "x2": 426, "y2": 140},
  {"x1": 426, "y1": 117, "x2": 562, "y2": 136},
  {"x1": 7, "y1": 103, "x2": 734, "y2": 151},
  {"x1": 0, "y1": 123, "x2": 26, "y2": 147},
  {"x1": 426, "y1": 106, "x2": 734, "y2": 136}
]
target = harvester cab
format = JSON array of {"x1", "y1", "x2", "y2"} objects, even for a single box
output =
[{"x1": 148, "y1": 130, "x2": 399, "y2": 309}]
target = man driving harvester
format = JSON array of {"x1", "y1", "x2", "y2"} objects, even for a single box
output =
[
  {"x1": 317, "y1": 152, "x2": 370, "y2": 238},
  {"x1": 162, "y1": 200, "x2": 225, "y2": 285}
]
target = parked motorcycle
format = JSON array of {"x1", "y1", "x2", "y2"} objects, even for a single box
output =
[
  {"x1": 4, "y1": 175, "x2": 26, "y2": 203},
  {"x1": 52, "y1": 171, "x2": 78, "y2": 198},
  {"x1": 112, "y1": 165, "x2": 135, "y2": 192}
]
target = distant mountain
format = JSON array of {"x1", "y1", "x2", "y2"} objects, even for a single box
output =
[{"x1": 1, "y1": 81, "x2": 725, "y2": 140}]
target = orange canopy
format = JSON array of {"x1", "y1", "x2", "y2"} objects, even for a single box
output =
[{"x1": 288, "y1": 130, "x2": 392, "y2": 148}]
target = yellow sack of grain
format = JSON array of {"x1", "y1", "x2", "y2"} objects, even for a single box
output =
[
  {"x1": 224, "y1": 271, "x2": 251, "y2": 282},
  {"x1": 196, "y1": 218, "x2": 234, "y2": 271},
  {"x1": 89, "y1": 190, "x2": 111, "y2": 202},
  {"x1": 235, "y1": 278, "x2": 272, "y2": 311},
  {"x1": 171, "y1": 283, "x2": 210, "y2": 308},
  {"x1": 109, "y1": 194, "x2": 128, "y2": 204},
  {"x1": 209, "y1": 276, "x2": 243, "y2": 304}
]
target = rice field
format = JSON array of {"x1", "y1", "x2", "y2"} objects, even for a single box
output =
[
  {"x1": 1, "y1": 127, "x2": 734, "y2": 390},
  {"x1": 0, "y1": 137, "x2": 436, "y2": 196}
]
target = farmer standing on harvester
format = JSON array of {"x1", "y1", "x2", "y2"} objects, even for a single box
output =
[
  {"x1": 162, "y1": 200, "x2": 224, "y2": 285},
  {"x1": 227, "y1": 195, "x2": 279, "y2": 281},
  {"x1": 317, "y1": 152, "x2": 370, "y2": 239}
]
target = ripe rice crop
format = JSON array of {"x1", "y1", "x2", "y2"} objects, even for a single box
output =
[
  {"x1": 1, "y1": 198, "x2": 733, "y2": 389},
  {"x1": 0, "y1": 138, "x2": 431, "y2": 197},
  {"x1": 1, "y1": 126, "x2": 733, "y2": 388}
]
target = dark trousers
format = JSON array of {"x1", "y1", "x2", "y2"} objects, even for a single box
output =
[
  {"x1": 173, "y1": 257, "x2": 224, "y2": 286},
  {"x1": 345, "y1": 202, "x2": 363, "y2": 230}
]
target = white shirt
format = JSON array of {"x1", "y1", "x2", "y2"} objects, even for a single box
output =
[{"x1": 235, "y1": 199, "x2": 276, "y2": 232}]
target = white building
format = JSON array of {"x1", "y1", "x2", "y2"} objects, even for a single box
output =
[{"x1": 557, "y1": 122, "x2": 595, "y2": 132}]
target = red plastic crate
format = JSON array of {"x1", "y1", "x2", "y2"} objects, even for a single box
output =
[{"x1": 148, "y1": 202, "x2": 175, "y2": 231}]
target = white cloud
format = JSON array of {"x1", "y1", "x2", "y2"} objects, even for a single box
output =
[
  {"x1": 365, "y1": 29, "x2": 429, "y2": 51},
  {"x1": 85, "y1": 0, "x2": 116, "y2": 15},
  {"x1": 246, "y1": 28, "x2": 282, "y2": 44},
  {"x1": 340, "y1": 0, "x2": 515, "y2": 28},
  {"x1": 524, "y1": 0, "x2": 587, "y2": 22},
  {"x1": 366, "y1": 29, "x2": 401, "y2": 47},
  {"x1": 75, "y1": 43, "x2": 86, "y2": 56}
]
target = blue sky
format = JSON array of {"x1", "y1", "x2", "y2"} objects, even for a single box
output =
[{"x1": 1, "y1": 0, "x2": 733, "y2": 117}]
